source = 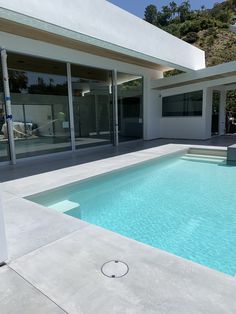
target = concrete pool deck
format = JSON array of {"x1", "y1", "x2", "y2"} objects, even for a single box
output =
[{"x1": 1, "y1": 143, "x2": 236, "y2": 313}]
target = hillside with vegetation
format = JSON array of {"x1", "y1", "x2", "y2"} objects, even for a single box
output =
[
  {"x1": 144, "y1": 0, "x2": 236, "y2": 110},
  {"x1": 144, "y1": 0, "x2": 236, "y2": 67}
]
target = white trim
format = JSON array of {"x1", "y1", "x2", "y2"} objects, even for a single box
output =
[
  {"x1": 0, "y1": 32, "x2": 159, "y2": 78},
  {"x1": 152, "y1": 62, "x2": 236, "y2": 90}
]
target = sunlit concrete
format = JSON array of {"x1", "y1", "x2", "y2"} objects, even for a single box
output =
[{"x1": 1, "y1": 143, "x2": 236, "y2": 313}]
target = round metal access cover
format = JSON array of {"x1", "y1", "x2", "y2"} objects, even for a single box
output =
[{"x1": 101, "y1": 260, "x2": 129, "y2": 278}]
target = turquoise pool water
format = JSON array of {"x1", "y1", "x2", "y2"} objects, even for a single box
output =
[{"x1": 27, "y1": 154, "x2": 236, "y2": 275}]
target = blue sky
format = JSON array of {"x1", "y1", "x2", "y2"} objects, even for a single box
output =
[{"x1": 108, "y1": 0, "x2": 224, "y2": 18}]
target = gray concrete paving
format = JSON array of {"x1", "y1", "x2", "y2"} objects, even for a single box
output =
[
  {"x1": 1, "y1": 143, "x2": 236, "y2": 313},
  {"x1": 10, "y1": 225, "x2": 236, "y2": 314},
  {"x1": 2, "y1": 144, "x2": 188, "y2": 197},
  {"x1": 0, "y1": 135, "x2": 235, "y2": 182},
  {"x1": 3, "y1": 195, "x2": 89, "y2": 260},
  {"x1": 0, "y1": 266, "x2": 66, "y2": 314}
]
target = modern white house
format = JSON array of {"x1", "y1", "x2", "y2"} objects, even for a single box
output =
[
  {"x1": 153, "y1": 62, "x2": 236, "y2": 139},
  {"x1": 0, "y1": 0, "x2": 235, "y2": 165}
]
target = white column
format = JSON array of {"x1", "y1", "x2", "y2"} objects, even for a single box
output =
[
  {"x1": 143, "y1": 71, "x2": 163, "y2": 140},
  {"x1": 66, "y1": 63, "x2": 76, "y2": 151},
  {"x1": 203, "y1": 87, "x2": 213, "y2": 139},
  {"x1": 1, "y1": 49, "x2": 16, "y2": 164},
  {"x1": 0, "y1": 190, "x2": 7, "y2": 264},
  {"x1": 219, "y1": 89, "x2": 226, "y2": 135}
]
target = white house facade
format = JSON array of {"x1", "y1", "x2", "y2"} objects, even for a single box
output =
[
  {"x1": 152, "y1": 62, "x2": 236, "y2": 139},
  {"x1": 0, "y1": 0, "x2": 234, "y2": 165}
]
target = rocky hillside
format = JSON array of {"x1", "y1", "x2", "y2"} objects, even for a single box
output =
[
  {"x1": 144, "y1": 0, "x2": 236, "y2": 67},
  {"x1": 196, "y1": 27, "x2": 236, "y2": 67}
]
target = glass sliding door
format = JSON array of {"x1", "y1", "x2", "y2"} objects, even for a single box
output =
[
  {"x1": 117, "y1": 73, "x2": 143, "y2": 142},
  {"x1": 7, "y1": 53, "x2": 71, "y2": 158},
  {"x1": 212, "y1": 90, "x2": 220, "y2": 135},
  {"x1": 0, "y1": 62, "x2": 10, "y2": 162},
  {"x1": 71, "y1": 64, "x2": 113, "y2": 148}
]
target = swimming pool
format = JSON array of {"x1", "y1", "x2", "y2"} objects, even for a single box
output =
[{"x1": 27, "y1": 153, "x2": 236, "y2": 276}]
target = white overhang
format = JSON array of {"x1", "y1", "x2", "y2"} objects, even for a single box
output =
[
  {"x1": 151, "y1": 61, "x2": 236, "y2": 90},
  {"x1": 0, "y1": 0, "x2": 205, "y2": 72}
]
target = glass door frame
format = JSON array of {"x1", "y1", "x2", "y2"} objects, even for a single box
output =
[
  {"x1": 1, "y1": 48, "x2": 16, "y2": 164},
  {"x1": 1, "y1": 49, "x2": 144, "y2": 164}
]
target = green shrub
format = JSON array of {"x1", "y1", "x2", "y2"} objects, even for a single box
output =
[
  {"x1": 164, "y1": 23, "x2": 181, "y2": 37},
  {"x1": 206, "y1": 35, "x2": 215, "y2": 46},
  {"x1": 179, "y1": 20, "x2": 201, "y2": 36},
  {"x1": 199, "y1": 18, "x2": 214, "y2": 30},
  {"x1": 183, "y1": 32, "x2": 199, "y2": 43}
]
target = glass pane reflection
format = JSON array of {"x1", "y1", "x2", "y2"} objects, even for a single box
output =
[
  {"x1": 71, "y1": 64, "x2": 113, "y2": 148},
  {"x1": 8, "y1": 53, "x2": 71, "y2": 158},
  {"x1": 117, "y1": 73, "x2": 143, "y2": 142}
]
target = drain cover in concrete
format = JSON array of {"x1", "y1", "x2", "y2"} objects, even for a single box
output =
[{"x1": 101, "y1": 260, "x2": 129, "y2": 278}]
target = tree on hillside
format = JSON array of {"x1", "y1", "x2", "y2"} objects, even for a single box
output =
[
  {"x1": 161, "y1": 5, "x2": 172, "y2": 24},
  {"x1": 144, "y1": 5, "x2": 157, "y2": 25},
  {"x1": 178, "y1": 0, "x2": 191, "y2": 22},
  {"x1": 143, "y1": 0, "x2": 236, "y2": 110},
  {"x1": 169, "y1": 1, "x2": 178, "y2": 18}
]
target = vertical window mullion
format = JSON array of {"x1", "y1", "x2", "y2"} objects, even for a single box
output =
[
  {"x1": 67, "y1": 62, "x2": 76, "y2": 151},
  {"x1": 113, "y1": 69, "x2": 119, "y2": 146},
  {"x1": 0, "y1": 49, "x2": 16, "y2": 164}
]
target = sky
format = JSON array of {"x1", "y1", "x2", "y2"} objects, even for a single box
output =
[{"x1": 108, "y1": 0, "x2": 225, "y2": 18}]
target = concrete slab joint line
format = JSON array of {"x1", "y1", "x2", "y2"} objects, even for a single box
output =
[
  {"x1": 0, "y1": 266, "x2": 68, "y2": 314},
  {"x1": 12, "y1": 267, "x2": 70, "y2": 314}
]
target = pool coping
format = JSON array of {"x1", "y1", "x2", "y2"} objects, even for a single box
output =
[
  {"x1": 1, "y1": 143, "x2": 227, "y2": 198},
  {"x1": 1, "y1": 143, "x2": 236, "y2": 314}
]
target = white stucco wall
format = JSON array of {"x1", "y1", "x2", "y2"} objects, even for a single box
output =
[
  {"x1": 0, "y1": 0, "x2": 205, "y2": 71},
  {"x1": 0, "y1": 31, "x2": 159, "y2": 79},
  {"x1": 152, "y1": 71, "x2": 236, "y2": 140},
  {"x1": 156, "y1": 85, "x2": 209, "y2": 140},
  {"x1": 159, "y1": 116, "x2": 207, "y2": 139}
]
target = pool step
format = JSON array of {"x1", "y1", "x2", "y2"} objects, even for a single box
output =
[
  {"x1": 182, "y1": 154, "x2": 226, "y2": 164},
  {"x1": 48, "y1": 200, "x2": 80, "y2": 213}
]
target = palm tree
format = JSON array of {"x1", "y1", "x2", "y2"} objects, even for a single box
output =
[
  {"x1": 169, "y1": 1, "x2": 178, "y2": 18},
  {"x1": 178, "y1": 0, "x2": 191, "y2": 22}
]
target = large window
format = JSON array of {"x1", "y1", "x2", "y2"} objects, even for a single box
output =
[
  {"x1": 7, "y1": 53, "x2": 71, "y2": 158},
  {"x1": 0, "y1": 52, "x2": 145, "y2": 163},
  {"x1": 117, "y1": 73, "x2": 143, "y2": 142},
  {"x1": 162, "y1": 90, "x2": 203, "y2": 117},
  {"x1": 71, "y1": 64, "x2": 113, "y2": 149}
]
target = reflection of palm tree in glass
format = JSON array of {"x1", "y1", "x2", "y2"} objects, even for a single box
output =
[
  {"x1": 49, "y1": 78, "x2": 54, "y2": 86},
  {"x1": 9, "y1": 70, "x2": 28, "y2": 93}
]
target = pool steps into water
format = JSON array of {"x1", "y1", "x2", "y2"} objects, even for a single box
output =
[
  {"x1": 49, "y1": 200, "x2": 80, "y2": 213},
  {"x1": 182, "y1": 153, "x2": 226, "y2": 164}
]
